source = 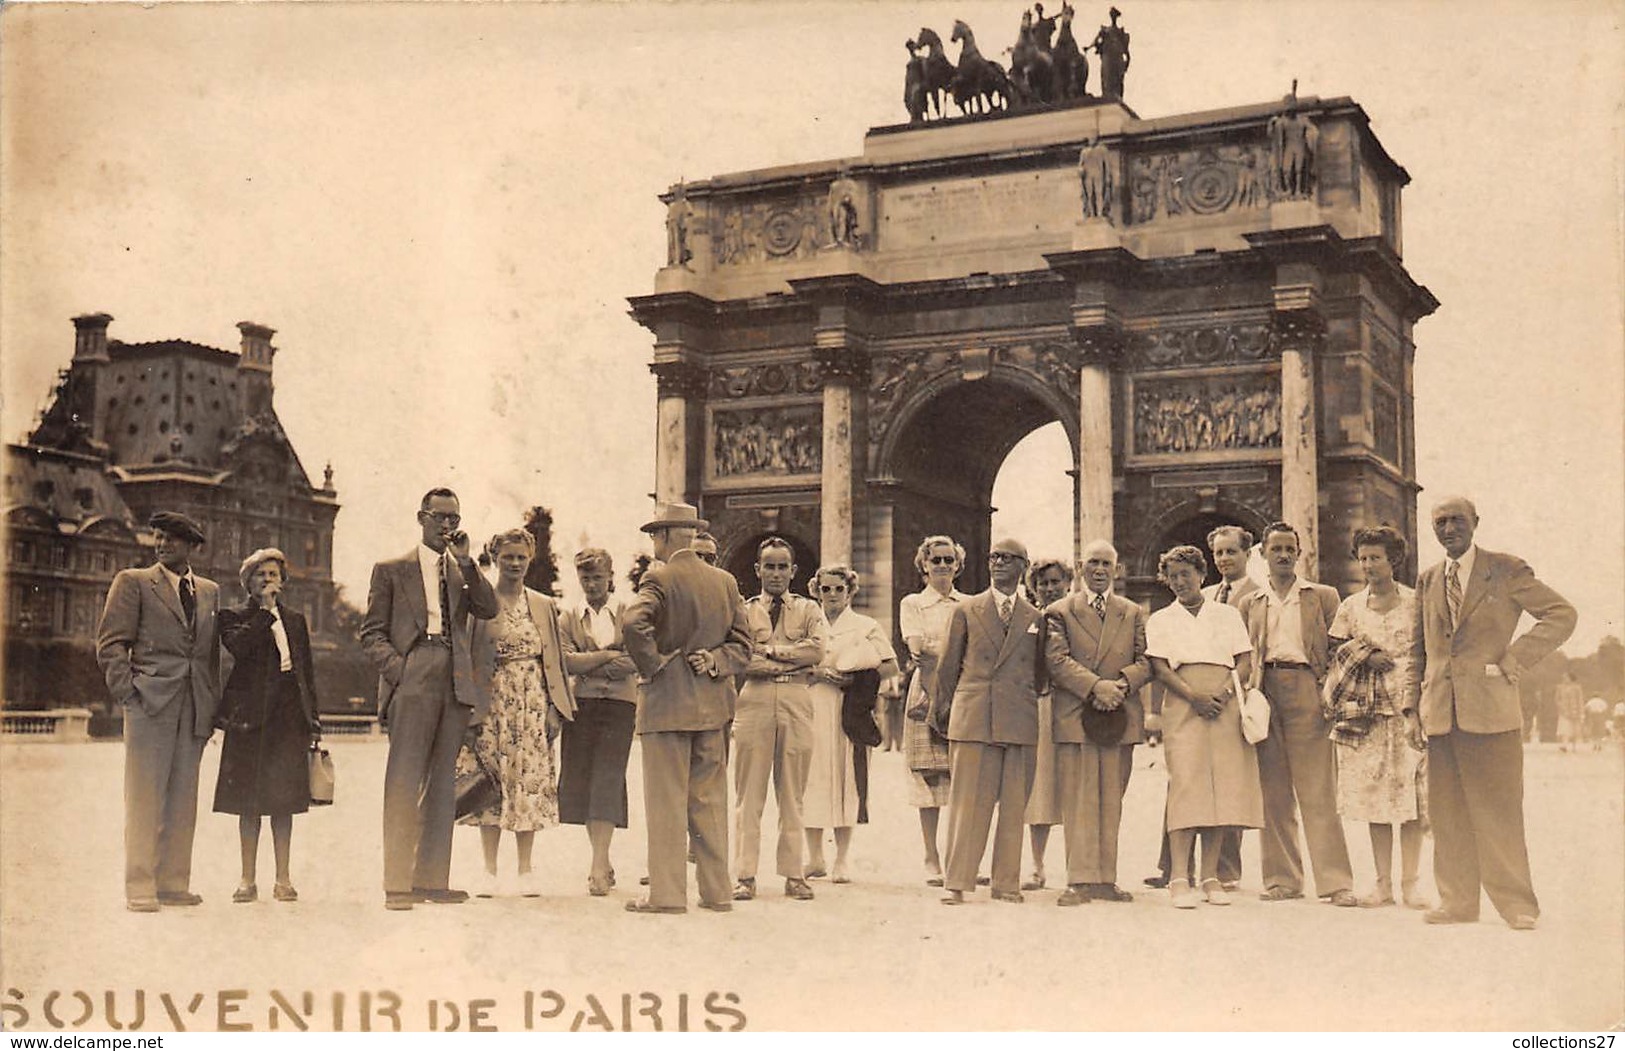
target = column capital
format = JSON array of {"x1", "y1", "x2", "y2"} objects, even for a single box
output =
[
  {"x1": 649, "y1": 359, "x2": 709, "y2": 399},
  {"x1": 813, "y1": 341, "x2": 870, "y2": 382},
  {"x1": 1268, "y1": 307, "x2": 1327, "y2": 357},
  {"x1": 1069, "y1": 321, "x2": 1127, "y2": 369}
]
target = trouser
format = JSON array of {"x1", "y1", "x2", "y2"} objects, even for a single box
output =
[
  {"x1": 944, "y1": 741, "x2": 1035, "y2": 894},
  {"x1": 124, "y1": 696, "x2": 206, "y2": 901},
  {"x1": 1257, "y1": 666, "x2": 1352, "y2": 895},
  {"x1": 641, "y1": 729, "x2": 731, "y2": 909},
  {"x1": 731, "y1": 680, "x2": 814, "y2": 881},
  {"x1": 1057, "y1": 740, "x2": 1137, "y2": 886},
  {"x1": 1429, "y1": 730, "x2": 1538, "y2": 921},
  {"x1": 382, "y1": 645, "x2": 468, "y2": 895}
]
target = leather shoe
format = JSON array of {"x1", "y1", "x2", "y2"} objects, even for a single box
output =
[
  {"x1": 273, "y1": 882, "x2": 298, "y2": 903},
  {"x1": 1142, "y1": 874, "x2": 1170, "y2": 889},
  {"x1": 1020, "y1": 874, "x2": 1046, "y2": 891},
  {"x1": 1424, "y1": 908, "x2": 1476, "y2": 925},
  {"x1": 784, "y1": 878, "x2": 815, "y2": 901},
  {"x1": 697, "y1": 901, "x2": 733, "y2": 913},
  {"x1": 1056, "y1": 887, "x2": 1089, "y2": 907},
  {"x1": 384, "y1": 893, "x2": 415, "y2": 911},
  {"x1": 624, "y1": 899, "x2": 687, "y2": 915},
  {"x1": 1092, "y1": 883, "x2": 1134, "y2": 903},
  {"x1": 127, "y1": 898, "x2": 161, "y2": 913},
  {"x1": 732, "y1": 878, "x2": 756, "y2": 901},
  {"x1": 1325, "y1": 889, "x2": 1360, "y2": 908},
  {"x1": 1508, "y1": 914, "x2": 1538, "y2": 931},
  {"x1": 413, "y1": 887, "x2": 469, "y2": 904},
  {"x1": 1258, "y1": 886, "x2": 1304, "y2": 902},
  {"x1": 991, "y1": 889, "x2": 1024, "y2": 904},
  {"x1": 158, "y1": 891, "x2": 203, "y2": 906},
  {"x1": 232, "y1": 883, "x2": 258, "y2": 904}
]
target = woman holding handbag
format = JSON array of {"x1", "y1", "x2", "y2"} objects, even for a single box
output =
[
  {"x1": 1145, "y1": 545, "x2": 1263, "y2": 909},
  {"x1": 898, "y1": 535, "x2": 967, "y2": 887},
  {"x1": 214, "y1": 549, "x2": 323, "y2": 904},
  {"x1": 803, "y1": 564, "x2": 899, "y2": 883}
]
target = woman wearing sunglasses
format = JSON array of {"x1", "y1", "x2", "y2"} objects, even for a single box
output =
[{"x1": 803, "y1": 564, "x2": 899, "y2": 884}]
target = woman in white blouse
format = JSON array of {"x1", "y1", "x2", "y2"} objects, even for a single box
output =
[
  {"x1": 803, "y1": 565, "x2": 900, "y2": 883},
  {"x1": 1146, "y1": 545, "x2": 1263, "y2": 908}
]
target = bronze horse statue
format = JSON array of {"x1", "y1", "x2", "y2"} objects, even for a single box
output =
[
  {"x1": 1008, "y1": 9, "x2": 1055, "y2": 107},
  {"x1": 950, "y1": 20, "x2": 1010, "y2": 116},
  {"x1": 912, "y1": 28, "x2": 957, "y2": 120},
  {"x1": 1051, "y1": 1, "x2": 1088, "y2": 101}
]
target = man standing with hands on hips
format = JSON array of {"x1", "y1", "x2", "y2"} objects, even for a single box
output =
[
  {"x1": 1415, "y1": 496, "x2": 1574, "y2": 930},
  {"x1": 97, "y1": 512, "x2": 222, "y2": 913},
  {"x1": 361, "y1": 487, "x2": 497, "y2": 911}
]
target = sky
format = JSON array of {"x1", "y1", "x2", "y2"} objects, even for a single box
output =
[{"x1": 3, "y1": 0, "x2": 1622, "y2": 651}]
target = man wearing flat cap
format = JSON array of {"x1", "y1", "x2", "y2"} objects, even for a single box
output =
[
  {"x1": 96, "y1": 511, "x2": 222, "y2": 912},
  {"x1": 621, "y1": 502, "x2": 752, "y2": 914},
  {"x1": 933, "y1": 537, "x2": 1043, "y2": 905}
]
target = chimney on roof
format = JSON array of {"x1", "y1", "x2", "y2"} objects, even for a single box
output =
[
  {"x1": 236, "y1": 321, "x2": 276, "y2": 417},
  {"x1": 72, "y1": 313, "x2": 113, "y2": 362}
]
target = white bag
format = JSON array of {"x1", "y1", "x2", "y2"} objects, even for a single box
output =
[{"x1": 1233, "y1": 668, "x2": 1271, "y2": 745}]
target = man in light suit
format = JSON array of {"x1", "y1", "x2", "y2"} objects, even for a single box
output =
[
  {"x1": 1416, "y1": 496, "x2": 1574, "y2": 930},
  {"x1": 622, "y1": 502, "x2": 753, "y2": 914},
  {"x1": 933, "y1": 537, "x2": 1043, "y2": 905},
  {"x1": 97, "y1": 512, "x2": 222, "y2": 912},
  {"x1": 360, "y1": 487, "x2": 497, "y2": 910},
  {"x1": 1044, "y1": 540, "x2": 1152, "y2": 906},
  {"x1": 731, "y1": 537, "x2": 827, "y2": 902},
  {"x1": 1239, "y1": 521, "x2": 1355, "y2": 906}
]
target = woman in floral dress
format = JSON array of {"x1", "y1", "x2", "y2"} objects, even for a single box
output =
[{"x1": 457, "y1": 528, "x2": 575, "y2": 897}]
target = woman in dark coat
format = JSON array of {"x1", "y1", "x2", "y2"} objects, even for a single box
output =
[{"x1": 214, "y1": 548, "x2": 321, "y2": 903}]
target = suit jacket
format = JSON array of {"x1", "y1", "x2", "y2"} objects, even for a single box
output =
[
  {"x1": 358, "y1": 548, "x2": 497, "y2": 722},
  {"x1": 1202, "y1": 576, "x2": 1260, "y2": 607},
  {"x1": 1239, "y1": 577, "x2": 1341, "y2": 682},
  {"x1": 1413, "y1": 548, "x2": 1576, "y2": 736},
  {"x1": 1044, "y1": 592, "x2": 1153, "y2": 745},
  {"x1": 95, "y1": 563, "x2": 222, "y2": 736},
  {"x1": 217, "y1": 603, "x2": 319, "y2": 734},
  {"x1": 469, "y1": 588, "x2": 576, "y2": 725},
  {"x1": 622, "y1": 549, "x2": 752, "y2": 734},
  {"x1": 559, "y1": 601, "x2": 639, "y2": 703},
  {"x1": 932, "y1": 589, "x2": 1042, "y2": 745}
]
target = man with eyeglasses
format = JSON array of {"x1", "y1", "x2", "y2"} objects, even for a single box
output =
[
  {"x1": 933, "y1": 538, "x2": 1043, "y2": 905},
  {"x1": 732, "y1": 537, "x2": 828, "y2": 902},
  {"x1": 360, "y1": 487, "x2": 498, "y2": 910},
  {"x1": 692, "y1": 532, "x2": 720, "y2": 566}
]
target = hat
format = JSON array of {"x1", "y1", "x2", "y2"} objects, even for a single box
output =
[
  {"x1": 640, "y1": 502, "x2": 708, "y2": 534},
  {"x1": 990, "y1": 537, "x2": 1029, "y2": 561},
  {"x1": 149, "y1": 511, "x2": 206, "y2": 545}
]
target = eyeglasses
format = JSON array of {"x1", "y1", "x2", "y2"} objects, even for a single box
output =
[
  {"x1": 927, "y1": 555, "x2": 958, "y2": 566},
  {"x1": 818, "y1": 584, "x2": 848, "y2": 593},
  {"x1": 422, "y1": 511, "x2": 461, "y2": 526},
  {"x1": 987, "y1": 552, "x2": 1025, "y2": 564},
  {"x1": 695, "y1": 551, "x2": 717, "y2": 564}
]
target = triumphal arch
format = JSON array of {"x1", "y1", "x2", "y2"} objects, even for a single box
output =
[{"x1": 629, "y1": 86, "x2": 1436, "y2": 632}]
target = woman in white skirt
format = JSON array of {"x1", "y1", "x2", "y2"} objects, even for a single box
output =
[
  {"x1": 803, "y1": 565, "x2": 899, "y2": 883},
  {"x1": 899, "y1": 535, "x2": 968, "y2": 886},
  {"x1": 1327, "y1": 525, "x2": 1429, "y2": 909}
]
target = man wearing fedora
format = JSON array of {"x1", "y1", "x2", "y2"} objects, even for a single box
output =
[
  {"x1": 360, "y1": 487, "x2": 497, "y2": 911},
  {"x1": 622, "y1": 502, "x2": 752, "y2": 914},
  {"x1": 1044, "y1": 539, "x2": 1152, "y2": 906},
  {"x1": 933, "y1": 537, "x2": 1043, "y2": 905},
  {"x1": 97, "y1": 511, "x2": 223, "y2": 912}
]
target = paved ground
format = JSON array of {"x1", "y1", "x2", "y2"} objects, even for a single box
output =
[{"x1": 1, "y1": 737, "x2": 1620, "y2": 1032}]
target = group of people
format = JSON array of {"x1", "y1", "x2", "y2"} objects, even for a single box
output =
[{"x1": 95, "y1": 490, "x2": 1575, "y2": 931}]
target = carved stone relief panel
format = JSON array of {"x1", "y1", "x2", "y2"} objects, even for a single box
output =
[
  {"x1": 1125, "y1": 322, "x2": 1272, "y2": 371},
  {"x1": 709, "y1": 402, "x2": 823, "y2": 483},
  {"x1": 709, "y1": 361, "x2": 824, "y2": 399},
  {"x1": 1129, "y1": 371, "x2": 1281, "y2": 459},
  {"x1": 712, "y1": 195, "x2": 830, "y2": 266},
  {"x1": 866, "y1": 348, "x2": 960, "y2": 448}
]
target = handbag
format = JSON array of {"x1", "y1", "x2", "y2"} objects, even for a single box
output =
[
  {"x1": 454, "y1": 744, "x2": 501, "y2": 820},
  {"x1": 307, "y1": 743, "x2": 335, "y2": 806},
  {"x1": 1233, "y1": 668, "x2": 1271, "y2": 746}
]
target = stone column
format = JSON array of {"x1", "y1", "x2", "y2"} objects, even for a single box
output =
[
  {"x1": 1071, "y1": 316, "x2": 1124, "y2": 553},
  {"x1": 649, "y1": 360, "x2": 708, "y2": 506},
  {"x1": 1271, "y1": 307, "x2": 1327, "y2": 578},
  {"x1": 814, "y1": 342, "x2": 868, "y2": 567}
]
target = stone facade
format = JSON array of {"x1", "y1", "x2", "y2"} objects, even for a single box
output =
[{"x1": 630, "y1": 95, "x2": 1436, "y2": 642}]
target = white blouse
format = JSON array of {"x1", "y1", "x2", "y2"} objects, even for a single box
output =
[
  {"x1": 821, "y1": 607, "x2": 899, "y2": 673},
  {"x1": 1146, "y1": 598, "x2": 1254, "y2": 669}
]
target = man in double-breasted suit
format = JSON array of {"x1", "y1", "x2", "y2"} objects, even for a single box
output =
[
  {"x1": 96, "y1": 511, "x2": 222, "y2": 912},
  {"x1": 621, "y1": 503, "x2": 753, "y2": 914},
  {"x1": 1044, "y1": 540, "x2": 1152, "y2": 906},
  {"x1": 1415, "y1": 497, "x2": 1574, "y2": 930},
  {"x1": 1239, "y1": 521, "x2": 1354, "y2": 905},
  {"x1": 360, "y1": 487, "x2": 497, "y2": 910},
  {"x1": 933, "y1": 537, "x2": 1043, "y2": 905}
]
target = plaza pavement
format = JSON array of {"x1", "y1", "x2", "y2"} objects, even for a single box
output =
[{"x1": 1, "y1": 735, "x2": 1619, "y2": 1032}]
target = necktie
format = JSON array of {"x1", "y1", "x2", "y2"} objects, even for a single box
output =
[
  {"x1": 998, "y1": 594, "x2": 1012, "y2": 625},
  {"x1": 1445, "y1": 561, "x2": 1462, "y2": 628},
  {"x1": 440, "y1": 555, "x2": 454, "y2": 632},
  {"x1": 770, "y1": 595, "x2": 783, "y2": 630},
  {"x1": 178, "y1": 575, "x2": 196, "y2": 627},
  {"x1": 1091, "y1": 592, "x2": 1106, "y2": 618},
  {"x1": 1217, "y1": 581, "x2": 1232, "y2": 605}
]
